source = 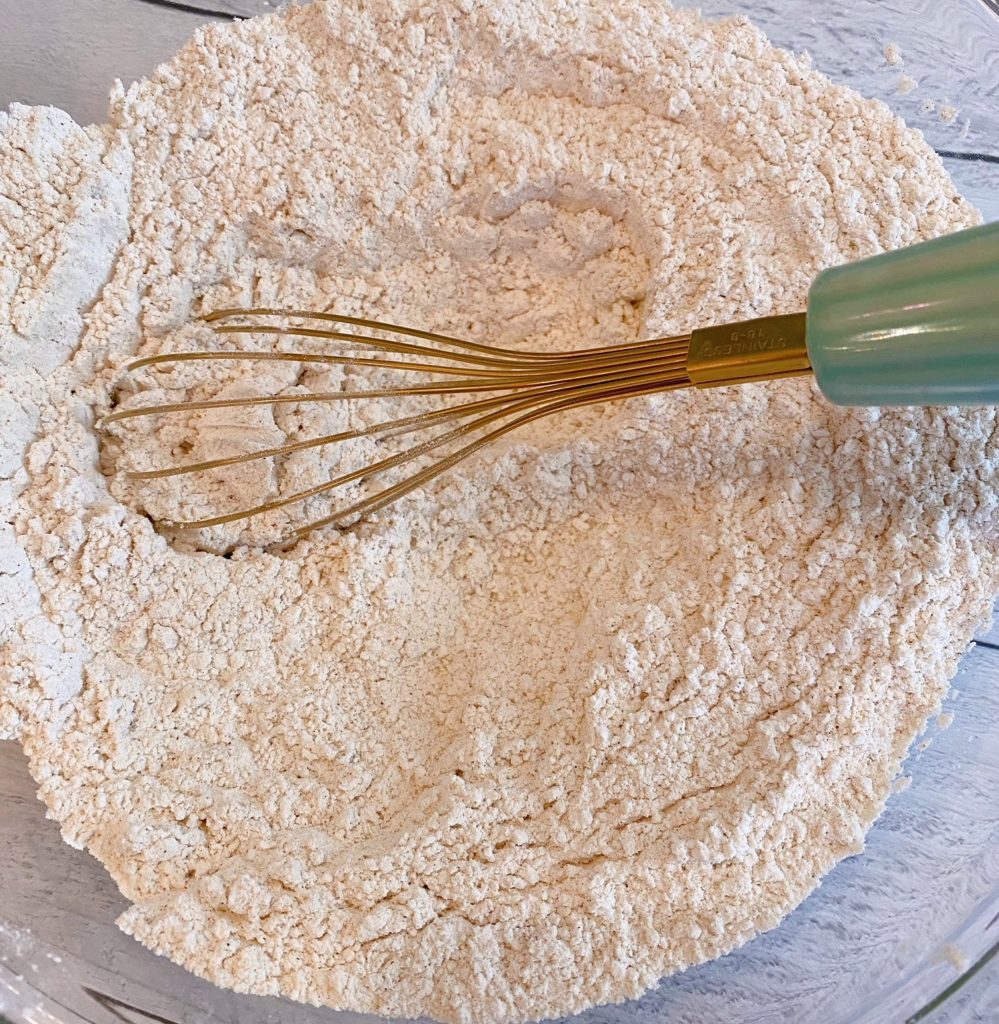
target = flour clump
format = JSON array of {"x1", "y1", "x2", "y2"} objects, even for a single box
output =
[{"x1": 2, "y1": 2, "x2": 998, "y2": 1024}]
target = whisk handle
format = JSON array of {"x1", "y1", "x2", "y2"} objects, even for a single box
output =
[{"x1": 806, "y1": 221, "x2": 999, "y2": 406}]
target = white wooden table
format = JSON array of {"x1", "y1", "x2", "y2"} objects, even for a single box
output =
[{"x1": 2, "y1": 2, "x2": 998, "y2": 1022}]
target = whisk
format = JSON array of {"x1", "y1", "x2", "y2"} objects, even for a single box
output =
[{"x1": 103, "y1": 223, "x2": 999, "y2": 543}]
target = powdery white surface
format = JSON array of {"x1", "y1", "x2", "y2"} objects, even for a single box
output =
[{"x1": 1, "y1": 3, "x2": 997, "y2": 1023}]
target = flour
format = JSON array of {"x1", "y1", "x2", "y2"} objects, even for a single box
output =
[
  {"x1": 2, "y1": 2, "x2": 998, "y2": 1024},
  {"x1": 883, "y1": 42, "x2": 903, "y2": 66},
  {"x1": 897, "y1": 73, "x2": 920, "y2": 95}
]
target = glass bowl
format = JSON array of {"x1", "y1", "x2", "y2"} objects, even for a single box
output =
[{"x1": 2, "y1": 1, "x2": 998, "y2": 1022}]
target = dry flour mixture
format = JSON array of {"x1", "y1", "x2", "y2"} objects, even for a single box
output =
[{"x1": 2, "y1": 2, "x2": 998, "y2": 1022}]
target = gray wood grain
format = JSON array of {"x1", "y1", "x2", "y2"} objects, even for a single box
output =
[
  {"x1": 140, "y1": 0, "x2": 277, "y2": 15},
  {"x1": 0, "y1": 0, "x2": 218, "y2": 126}
]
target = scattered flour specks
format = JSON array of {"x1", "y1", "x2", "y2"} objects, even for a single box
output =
[
  {"x1": 883, "y1": 42, "x2": 904, "y2": 66},
  {"x1": 2, "y1": 3, "x2": 998, "y2": 1024},
  {"x1": 897, "y1": 73, "x2": 920, "y2": 95},
  {"x1": 940, "y1": 943, "x2": 970, "y2": 973}
]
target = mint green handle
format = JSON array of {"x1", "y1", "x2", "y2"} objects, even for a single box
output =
[{"x1": 805, "y1": 222, "x2": 999, "y2": 406}]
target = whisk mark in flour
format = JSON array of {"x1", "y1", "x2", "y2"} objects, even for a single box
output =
[{"x1": 102, "y1": 308, "x2": 692, "y2": 542}]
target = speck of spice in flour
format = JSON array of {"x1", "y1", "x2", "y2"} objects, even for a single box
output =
[{"x1": 2, "y1": 3, "x2": 998, "y2": 1023}]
